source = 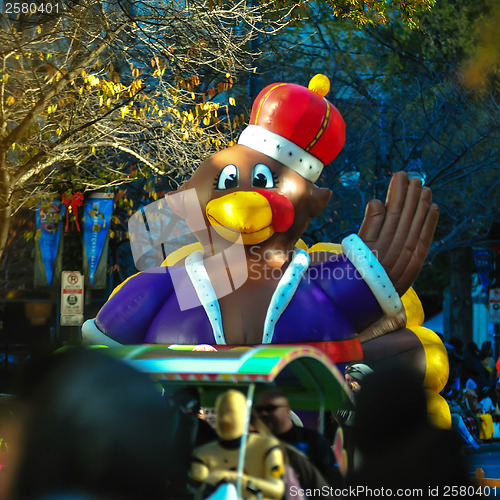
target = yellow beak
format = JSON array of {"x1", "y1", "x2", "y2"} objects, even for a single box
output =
[{"x1": 206, "y1": 191, "x2": 274, "y2": 245}]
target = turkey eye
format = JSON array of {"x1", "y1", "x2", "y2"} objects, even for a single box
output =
[
  {"x1": 216, "y1": 164, "x2": 239, "y2": 190},
  {"x1": 252, "y1": 164, "x2": 276, "y2": 188}
]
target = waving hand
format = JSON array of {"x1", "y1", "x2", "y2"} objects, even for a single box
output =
[{"x1": 358, "y1": 172, "x2": 439, "y2": 297}]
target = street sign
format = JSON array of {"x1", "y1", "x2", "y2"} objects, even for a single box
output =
[
  {"x1": 489, "y1": 288, "x2": 500, "y2": 324},
  {"x1": 61, "y1": 271, "x2": 84, "y2": 326}
]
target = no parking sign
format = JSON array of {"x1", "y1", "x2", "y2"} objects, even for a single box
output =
[
  {"x1": 61, "y1": 271, "x2": 84, "y2": 326},
  {"x1": 489, "y1": 288, "x2": 500, "y2": 324}
]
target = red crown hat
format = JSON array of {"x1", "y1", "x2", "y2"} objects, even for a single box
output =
[{"x1": 237, "y1": 74, "x2": 345, "y2": 183}]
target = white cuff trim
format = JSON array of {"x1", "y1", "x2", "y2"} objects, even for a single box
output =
[
  {"x1": 81, "y1": 319, "x2": 123, "y2": 347},
  {"x1": 238, "y1": 125, "x2": 324, "y2": 183},
  {"x1": 342, "y1": 234, "x2": 402, "y2": 317}
]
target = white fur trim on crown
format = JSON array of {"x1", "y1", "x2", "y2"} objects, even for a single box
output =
[
  {"x1": 341, "y1": 234, "x2": 402, "y2": 316},
  {"x1": 237, "y1": 125, "x2": 324, "y2": 183}
]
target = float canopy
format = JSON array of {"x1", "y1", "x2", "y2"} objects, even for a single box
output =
[{"x1": 106, "y1": 344, "x2": 353, "y2": 411}]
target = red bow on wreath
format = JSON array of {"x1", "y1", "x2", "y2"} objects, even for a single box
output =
[{"x1": 62, "y1": 192, "x2": 84, "y2": 232}]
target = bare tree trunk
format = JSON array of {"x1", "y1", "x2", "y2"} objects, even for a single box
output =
[
  {"x1": 0, "y1": 152, "x2": 12, "y2": 262},
  {"x1": 448, "y1": 247, "x2": 473, "y2": 344}
]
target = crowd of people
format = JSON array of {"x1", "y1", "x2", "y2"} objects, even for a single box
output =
[
  {"x1": 443, "y1": 338, "x2": 500, "y2": 447},
  {"x1": 0, "y1": 345, "x2": 491, "y2": 499}
]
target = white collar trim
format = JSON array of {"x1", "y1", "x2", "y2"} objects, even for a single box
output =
[
  {"x1": 185, "y1": 251, "x2": 226, "y2": 344},
  {"x1": 185, "y1": 248, "x2": 311, "y2": 345}
]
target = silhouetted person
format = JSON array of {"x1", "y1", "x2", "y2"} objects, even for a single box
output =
[
  {"x1": 166, "y1": 385, "x2": 218, "y2": 498},
  {"x1": 256, "y1": 388, "x2": 341, "y2": 486},
  {"x1": 443, "y1": 336, "x2": 464, "y2": 397},
  {"x1": 479, "y1": 341, "x2": 497, "y2": 382},
  {"x1": 168, "y1": 385, "x2": 218, "y2": 447},
  {"x1": 8, "y1": 348, "x2": 175, "y2": 500},
  {"x1": 250, "y1": 411, "x2": 329, "y2": 495},
  {"x1": 346, "y1": 363, "x2": 474, "y2": 489},
  {"x1": 333, "y1": 363, "x2": 373, "y2": 475},
  {"x1": 463, "y1": 341, "x2": 489, "y2": 395}
]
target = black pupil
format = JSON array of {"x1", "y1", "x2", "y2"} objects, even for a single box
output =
[
  {"x1": 224, "y1": 174, "x2": 238, "y2": 189},
  {"x1": 253, "y1": 173, "x2": 268, "y2": 188}
]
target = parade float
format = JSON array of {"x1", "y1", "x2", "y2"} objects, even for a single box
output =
[{"x1": 82, "y1": 74, "x2": 450, "y2": 428}]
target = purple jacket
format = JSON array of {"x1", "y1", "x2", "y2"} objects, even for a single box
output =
[{"x1": 83, "y1": 236, "x2": 401, "y2": 353}]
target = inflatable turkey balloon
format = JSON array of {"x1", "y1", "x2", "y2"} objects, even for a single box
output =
[{"x1": 83, "y1": 75, "x2": 449, "y2": 427}]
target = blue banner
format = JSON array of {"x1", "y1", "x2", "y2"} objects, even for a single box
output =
[
  {"x1": 83, "y1": 194, "x2": 114, "y2": 286},
  {"x1": 473, "y1": 248, "x2": 492, "y2": 295},
  {"x1": 35, "y1": 201, "x2": 65, "y2": 286}
]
